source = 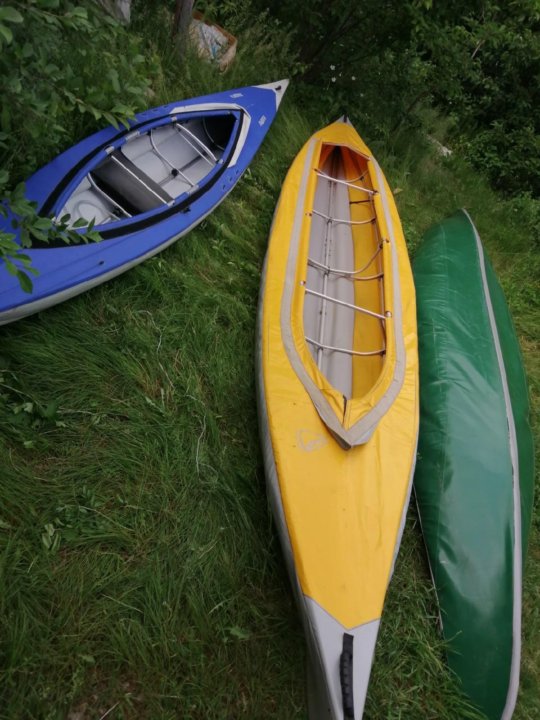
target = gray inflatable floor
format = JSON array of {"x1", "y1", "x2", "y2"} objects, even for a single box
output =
[{"x1": 303, "y1": 146, "x2": 385, "y2": 399}]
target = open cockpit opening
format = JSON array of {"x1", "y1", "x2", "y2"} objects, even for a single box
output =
[
  {"x1": 52, "y1": 112, "x2": 239, "y2": 234},
  {"x1": 303, "y1": 144, "x2": 387, "y2": 401}
]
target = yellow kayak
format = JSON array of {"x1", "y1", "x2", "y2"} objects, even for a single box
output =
[{"x1": 257, "y1": 118, "x2": 419, "y2": 718}]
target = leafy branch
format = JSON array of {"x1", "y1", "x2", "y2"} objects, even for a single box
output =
[
  {"x1": 0, "y1": 176, "x2": 102, "y2": 293},
  {"x1": 0, "y1": 0, "x2": 157, "y2": 292}
]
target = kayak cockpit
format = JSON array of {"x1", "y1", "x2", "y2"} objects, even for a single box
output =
[
  {"x1": 57, "y1": 113, "x2": 238, "y2": 230},
  {"x1": 303, "y1": 143, "x2": 387, "y2": 400}
]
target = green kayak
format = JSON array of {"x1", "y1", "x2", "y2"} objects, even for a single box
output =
[{"x1": 413, "y1": 210, "x2": 534, "y2": 719}]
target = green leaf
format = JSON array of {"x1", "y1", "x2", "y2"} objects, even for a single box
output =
[
  {"x1": 108, "y1": 69, "x2": 120, "y2": 93},
  {"x1": 0, "y1": 8, "x2": 24, "y2": 24},
  {"x1": 70, "y1": 7, "x2": 88, "y2": 20},
  {"x1": 41, "y1": 523, "x2": 60, "y2": 552},
  {"x1": 102, "y1": 112, "x2": 119, "y2": 129},
  {"x1": 28, "y1": 227, "x2": 48, "y2": 242},
  {"x1": 19, "y1": 228, "x2": 32, "y2": 248},
  {"x1": 11, "y1": 183, "x2": 27, "y2": 201},
  {"x1": 89, "y1": 106, "x2": 102, "y2": 121},
  {"x1": 32, "y1": 217, "x2": 52, "y2": 231},
  {"x1": 228, "y1": 626, "x2": 251, "y2": 641},
  {"x1": 41, "y1": 400, "x2": 59, "y2": 420},
  {"x1": 4, "y1": 259, "x2": 17, "y2": 276},
  {"x1": 0, "y1": 23, "x2": 13, "y2": 45},
  {"x1": 86, "y1": 231, "x2": 102, "y2": 243},
  {"x1": 16, "y1": 270, "x2": 34, "y2": 293}
]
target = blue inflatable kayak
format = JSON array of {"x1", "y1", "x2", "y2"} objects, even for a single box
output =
[{"x1": 0, "y1": 80, "x2": 288, "y2": 324}]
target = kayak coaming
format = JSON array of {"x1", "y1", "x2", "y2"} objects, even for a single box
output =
[
  {"x1": 257, "y1": 118, "x2": 419, "y2": 718},
  {"x1": 413, "y1": 210, "x2": 534, "y2": 720},
  {"x1": 278, "y1": 125, "x2": 408, "y2": 449},
  {"x1": 0, "y1": 81, "x2": 288, "y2": 325},
  {"x1": 55, "y1": 112, "x2": 241, "y2": 235}
]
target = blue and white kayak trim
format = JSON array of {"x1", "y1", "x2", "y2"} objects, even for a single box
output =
[{"x1": 0, "y1": 80, "x2": 288, "y2": 325}]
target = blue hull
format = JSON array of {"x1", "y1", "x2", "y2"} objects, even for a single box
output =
[{"x1": 0, "y1": 81, "x2": 287, "y2": 324}]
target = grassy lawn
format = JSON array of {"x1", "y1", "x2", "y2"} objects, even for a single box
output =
[{"x1": 1, "y1": 17, "x2": 538, "y2": 720}]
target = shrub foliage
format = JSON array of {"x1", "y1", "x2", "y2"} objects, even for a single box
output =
[
  {"x1": 0, "y1": 0, "x2": 155, "y2": 288},
  {"x1": 0, "y1": 0, "x2": 538, "y2": 291}
]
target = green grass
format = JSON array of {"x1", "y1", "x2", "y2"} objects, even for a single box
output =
[{"x1": 1, "y1": 10, "x2": 539, "y2": 720}]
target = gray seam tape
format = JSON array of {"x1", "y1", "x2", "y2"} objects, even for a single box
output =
[{"x1": 462, "y1": 208, "x2": 522, "y2": 720}]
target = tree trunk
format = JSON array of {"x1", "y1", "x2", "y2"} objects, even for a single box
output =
[
  {"x1": 391, "y1": 89, "x2": 431, "y2": 133},
  {"x1": 173, "y1": 0, "x2": 194, "y2": 44},
  {"x1": 301, "y1": 7, "x2": 358, "y2": 69}
]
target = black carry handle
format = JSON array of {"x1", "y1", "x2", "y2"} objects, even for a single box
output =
[{"x1": 340, "y1": 633, "x2": 355, "y2": 719}]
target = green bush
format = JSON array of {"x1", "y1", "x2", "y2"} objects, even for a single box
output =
[
  {"x1": 0, "y1": 0, "x2": 157, "y2": 288},
  {"x1": 240, "y1": 0, "x2": 540, "y2": 197}
]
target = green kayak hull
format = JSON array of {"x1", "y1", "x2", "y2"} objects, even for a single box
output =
[{"x1": 413, "y1": 210, "x2": 534, "y2": 719}]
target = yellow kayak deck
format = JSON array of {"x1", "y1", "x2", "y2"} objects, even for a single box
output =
[{"x1": 258, "y1": 118, "x2": 418, "y2": 632}]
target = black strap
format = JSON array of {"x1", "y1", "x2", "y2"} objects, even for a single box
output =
[{"x1": 340, "y1": 633, "x2": 355, "y2": 719}]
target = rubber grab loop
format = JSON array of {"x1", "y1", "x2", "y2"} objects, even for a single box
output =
[{"x1": 340, "y1": 632, "x2": 355, "y2": 718}]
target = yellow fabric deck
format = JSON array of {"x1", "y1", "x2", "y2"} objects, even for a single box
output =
[{"x1": 260, "y1": 121, "x2": 419, "y2": 628}]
